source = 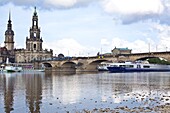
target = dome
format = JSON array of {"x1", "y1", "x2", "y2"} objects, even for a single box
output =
[{"x1": 5, "y1": 29, "x2": 14, "y2": 35}]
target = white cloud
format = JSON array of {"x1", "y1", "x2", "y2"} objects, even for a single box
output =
[
  {"x1": 0, "y1": 0, "x2": 98, "y2": 9},
  {"x1": 43, "y1": 38, "x2": 98, "y2": 57},
  {"x1": 101, "y1": 0, "x2": 167, "y2": 24},
  {"x1": 14, "y1": 42, "x2": 23, "y2": 49},
  {"x1": 1, "y1": 0, "x2": 170, "y2": 24},
  {"x1": 42, "y1": 35, "x2": 170, "y2": 57},
  {"x1": 110, "y1": 37, "x2": 150, "y2": 53},
  {"x1": 43, "y1": 0, "x2": 98, "y2": 8},
  {"x1": 44, "y1": 0, "x2": 77, "y2": 8},
  {"x1": 102, "y1": 0, "x2": 164, "y2": 15},
  {"x1": 101, "y1": 38, "x2": 110, "y2": 46},
  {"x1": 153, "y1": 23, "x2": 170, "y2": 51},
  {"x1": 0, "y1": 43, "x2": 4, "y2": 47}
]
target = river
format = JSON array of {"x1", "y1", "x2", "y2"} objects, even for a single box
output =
[{"x1": 0, "y1": 71, "x2": 170, "y2": 113}]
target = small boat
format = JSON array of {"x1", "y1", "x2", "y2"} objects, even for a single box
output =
[
  {"x1": 23, "y1": 64, "x2": 45, "y2": 72},
  {"x1": 34, "y1": 64, "x2": 45, "y2": 72},
  {"x1": 4, "y1": 65, "x2": 23, "y2": 72},
  {"x1": 107, "y1": 61, "x2": 170, "y2": 73},
  {"x1": 97, "y1": 62, "x2": 111, "y2": 71},
  {"x1": 33, "y1": 69, "x2": 45, "y2": 72},
  {"x1": 4, "y1": 58, "x2": 23, "y2": 72}
]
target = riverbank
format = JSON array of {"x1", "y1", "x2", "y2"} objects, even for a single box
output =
[{"x1": 75, "y1": 104, "x2": 170, "y2": 112}]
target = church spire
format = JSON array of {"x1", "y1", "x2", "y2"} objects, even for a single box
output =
[
  {"x1": 4, "y1": 10, "x2": 14, "y2": 50},
  {"x1": 9, "y1": 10, "x2": 11, "y2": 21},
  {"x1": 26, "y1": 7, "x2": 42, "y2": 51},
  {"x1": 7, "y1": 11, "x2": 12, "y2": 30},
  {"x1": 32, "y1": 6, "x2": 38, "y2": 29},
  {"x1": 34, "y1": 6, "x2": 37, "y2": 16}
]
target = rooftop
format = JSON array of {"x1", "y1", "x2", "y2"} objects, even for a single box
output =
[{"x1": 114, "y1": 47, "x2": 132, "y2": 51}]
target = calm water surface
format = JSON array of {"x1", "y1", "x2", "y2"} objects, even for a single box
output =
[{"x1": 0, "y1": 71, "x2": 170, "y2": 113}]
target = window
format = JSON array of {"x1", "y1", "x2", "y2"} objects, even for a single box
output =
[
  {"x1": 137, "y1": 65, "x2": 141, "y2": 68},
  {"x1": 143, "y1": 65, "x2": 150, "y2": 68},
  {"x1": 34, "y1": 44, "x2": 36, "y2": 50},
  {"x1": 126, "y1": 65, "x2": 134, "y2": 68},
  {"x1": 111, "y1": 65, "x2": 118, "y2": 67},
  {"x1": 34, "y1": 33, "x2": 36, "y2": 37},
  {"x1": 120, "y1": 65, "x2": 125, "y2": 67},
  {"x1": 34, "y1": 21, "x2": 36, "y2": 25}
]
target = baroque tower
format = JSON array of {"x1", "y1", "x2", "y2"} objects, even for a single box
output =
[
  {"x1": 4, "y1": 11, "x2": 14, "y2": 50},
  {"x1": 26, "y1": 7, "x2": 43, "y2": 51},
  {"x1": 15, "y1": 7, "x2": 53, "y2": 63}
]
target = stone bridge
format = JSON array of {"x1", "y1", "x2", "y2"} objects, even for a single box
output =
[
  {"x1": 36, "y1": 51, "x2": 170, "y2": 72},
  {"x1": 39, "y1": 57, "x2": 117, "y2": 72},
  {"x1": 127, "y1": 51, "x2": 170, "y2": 61}
]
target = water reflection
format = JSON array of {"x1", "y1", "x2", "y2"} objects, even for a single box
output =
[
  {"x1": 2, "y1": 73, "x2": 15, "y2": 113},
  {"x1": 0, "y1": 72, "x2": 170, "y2": 112},
  {"x1": 25, "y1": 72, "x2": 43, "y2": 113},
  {"x1": 0, "y1": 72, "x2": 44, "y2": 113}
]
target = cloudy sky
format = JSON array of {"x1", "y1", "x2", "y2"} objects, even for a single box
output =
[{"x1": 1, "y1": 0, "x2": 170, "y2": 57}]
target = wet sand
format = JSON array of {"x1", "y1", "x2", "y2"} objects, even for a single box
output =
[
  {"x1": 62, "y1": 90, "x2": 170, "y2": 113},
  {"x1": 74, "y1": 104, "x2": 170, "y2": 112}
]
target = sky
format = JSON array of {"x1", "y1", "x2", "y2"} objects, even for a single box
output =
[{"x1": 1, "y1": 0, "x2": 170, "y2": 57}]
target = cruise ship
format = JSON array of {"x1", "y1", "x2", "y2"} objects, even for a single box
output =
[{"x1": 107, "y1": 61, "x2": 170, "y2": 72}]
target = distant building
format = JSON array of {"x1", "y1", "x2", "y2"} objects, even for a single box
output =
[
  {"x1": 0, "y1": 47, "x2": 10, "y2": 63},
  {"x1": 14, "y1": 7, "x2": 53, "y2": 63},
  {"x1": 111, "y1": 47, "x2": 132, "y2": 56}
]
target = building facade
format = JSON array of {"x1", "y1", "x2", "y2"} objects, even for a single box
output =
[
  {"x1": 0, "y1": 47, "x2": 10, "y2": 63},
  {"x1": 111, "y1": 47, "x2": 132, "y2": 56},
  {"x1": 15, "y1": 7, "x2": 53, "y2": 63}
]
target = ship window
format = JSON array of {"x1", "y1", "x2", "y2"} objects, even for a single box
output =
[
  {"x1": 137, "y1": 65, "x2": 141, "y2": 68},
  {"x1": 126, "y1": 65, "x2": 134, "y2": 68},
  {"x1": 143, "y1": 65, "x2": 150, "y2": 68},
  {"x1": 120, "y1": 65, "x2": 125, "y2": 67}
]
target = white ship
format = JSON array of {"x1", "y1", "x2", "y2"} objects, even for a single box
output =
[{"x1": 107, "y1": 61, "x2": 170, "y2": 73}]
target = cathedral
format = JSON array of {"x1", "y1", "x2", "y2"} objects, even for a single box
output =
[{"x1": 4, "y1": 7, "x2": 53, "y2": 63}]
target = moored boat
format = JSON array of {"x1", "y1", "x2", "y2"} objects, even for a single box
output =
[
  {"x1": 97, "y1": 62, "x2": 111, "y2": 71},
  {"x1": 4, "y1": 58, "x2": 23, "y2": 72},
  {"x1": 23, "y1": 64, "x2": 45, "y2": 72},
  {"x1": 4, "y1": 65, "x2": 23, "y2": 72},
  {"x1": 107, "y1": 61, "x2": 170, "y2": 73},
  {"x1": 31, "y1": 69, "x2": 45, "y2": 72}
]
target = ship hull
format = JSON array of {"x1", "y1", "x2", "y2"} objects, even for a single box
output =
[{"x1": 107, "y1": 67, "x2": 170, "y2": 73}]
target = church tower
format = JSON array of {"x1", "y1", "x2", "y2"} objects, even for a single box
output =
[
  {"x1": 26, "y1": 7, "x2": 43, "y2": 51},
  {"x1": 15, "y1": 7, "x2": 53, "y2": 63},
  {"x1": 4, "y1": 12, "x2": 14, "y2": 50}
]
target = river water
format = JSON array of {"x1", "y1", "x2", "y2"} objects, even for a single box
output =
[{"x1": 0, "y1": 71, "x2": 170, "y2": 113}]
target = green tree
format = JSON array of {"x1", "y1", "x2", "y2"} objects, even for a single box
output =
[{"x1": 147, "y1": 58, "x2": 170, "y2": 65}]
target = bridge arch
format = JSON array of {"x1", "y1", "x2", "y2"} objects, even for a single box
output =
[
  {"x1": 42, "y1": 62, "x2": 52, "y2": 67},
  {"x1": 61, "y1": 61, "x2": 77, "y2": 68},
  {"x1": 135, "y1": 56, "x2": 168, "y2": 61},
  {"x1": 60, "y1": 61, "x2": 77, "y2": 72},
  {"x1": 86, "y1": 59, "x2": 111, "y2": 71},
  {"x1": 89, "y1": 59, "x2": 110, "y2": 64}
]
